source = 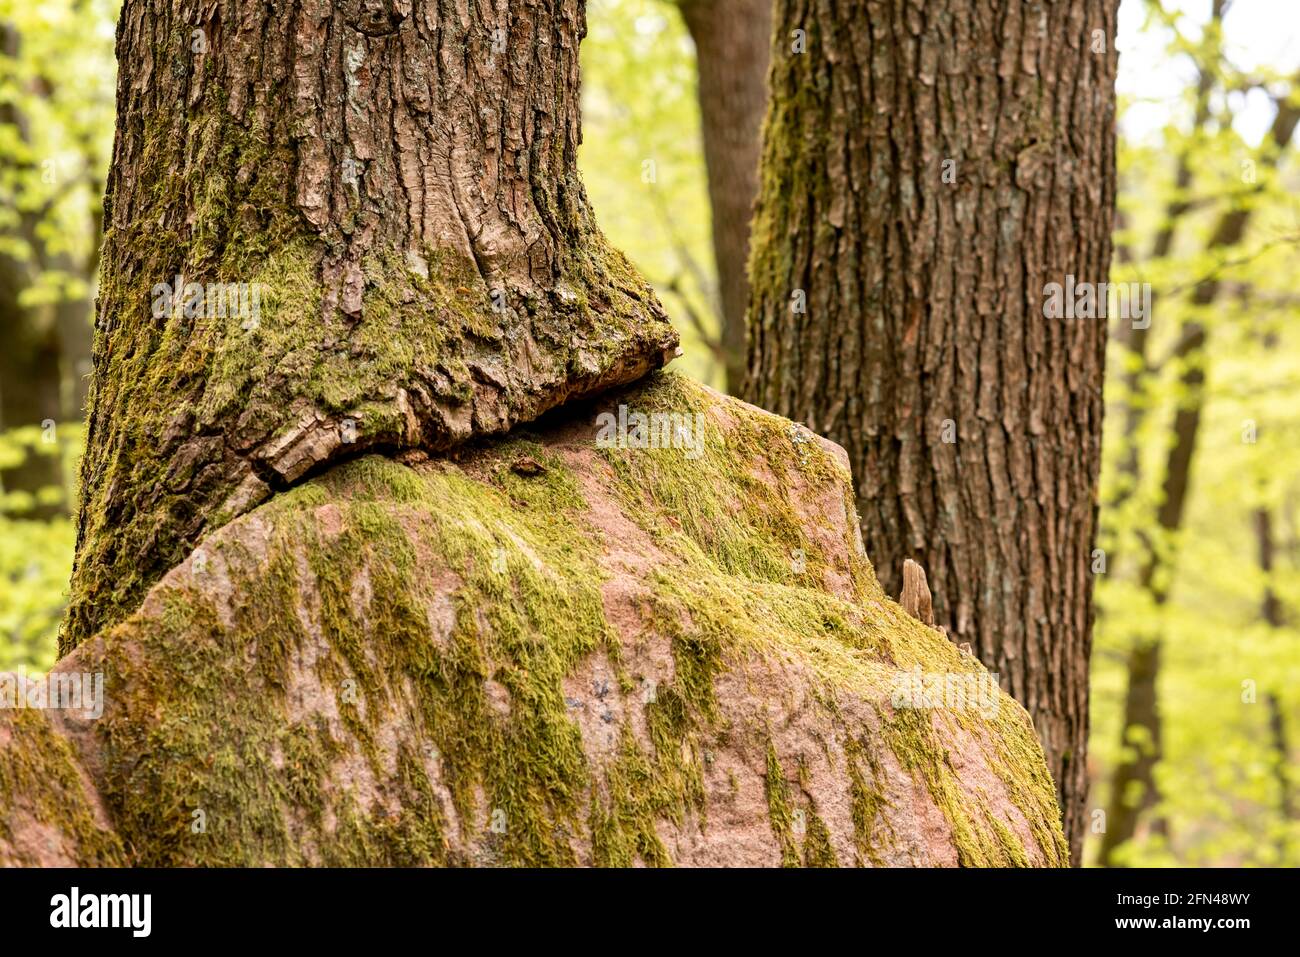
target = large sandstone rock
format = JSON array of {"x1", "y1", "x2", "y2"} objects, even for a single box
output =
[{"x1": 2, "y1": 372, "x2": 1066, "y2": 866}]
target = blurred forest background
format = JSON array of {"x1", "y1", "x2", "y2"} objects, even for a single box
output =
[{"x1": 1, "y1": 0, "x2": 1297, "y2": 867}]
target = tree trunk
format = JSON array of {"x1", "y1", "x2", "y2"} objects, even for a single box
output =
[
  {"x1": 63, "y1": 0, "x2": 678, "y2": 654},
  {"x1": 743, "y1": 0, "x2": 1119, "y2": 863},
  {"x1": 1255, "y1": 506, "x2": 1295, "y2": 861},
  {"x1": 676, "y1": 0, "x2": 771, "y2": 392},
  {"x1": 54, "y1": 235, "x2": 98, "y2": 420},
  {"x1": 1106, "y1": 42, "x2": 1215, "y2": 524}
]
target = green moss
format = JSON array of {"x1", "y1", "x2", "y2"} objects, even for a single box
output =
[
  {"x1": 880, "y1": 706, "x2": 1051, "y2": 867},
  {"x1": 801, "y1": 805, "x2": 840, "y2": 868},
  {"x1": 764, "y1": 742, "x2": 801, "y2": 867},
  {"x1": 987, "y1": 801, "x2": 1032, "y2": 868},
  {"x1": 597, "y1": 374, "x2": 867, "y2": 598},
  {"x1": 589, "y1": 726, "x2": 674, "y2": 867},
  {"x1": 591, "y1": 374, "x2": 1065, "y2": 867},
  {"x1": 845, "y1": 734, "x2": 893, "y2": 866},
  {"x1": 0, "y1": 709, "x2": 126, "y2": 866},
  {"x1": 962, "y1": 708, "x2": 1071, "y2": 866},
  {"x1": 80, "y1": 447, "x2": 647, "y2": 865}
]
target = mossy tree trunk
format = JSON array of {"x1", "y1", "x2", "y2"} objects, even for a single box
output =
[
  {"x1": 676, "y1": 0, "x2": 771, "y2": 392},
  {"x1": 65, "y1": 0, "x2": 678, "y2": 653},
  {"x1": 743, "y1": 0, "x2": 1120, "y2": 863}
]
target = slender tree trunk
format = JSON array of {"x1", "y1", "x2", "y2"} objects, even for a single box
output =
[
  {"x1": 0, "y1": 256, "x2": 65, "y2": 520},
  {"x1": 1266, "y1": 692, "x2": 1294, "y2": 855},
  {"x1": 743, "y1": 0, "x2": 1119, "y2": 863},
  {"x1": 1106, "y1": 44, "x2": 1215, "y2": 522},
  {"x1": 63, "y1": 0, "x2": 678, "y2": 654},
  {"x1": 1255, "y1": 506, "x2": 1295, "y2": 861},
  {"x1": 676, "y1": 0, "x2": 771, "y2": 392},
  {"x1": 54, "y1": 237, "x2": 98, "y2": 420}
]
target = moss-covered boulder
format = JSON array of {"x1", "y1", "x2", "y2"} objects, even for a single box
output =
[
  {"x1": 0, "y1": 705, "x2": 125, "y2": 867},
  {"x1": 7, "y1": 372, "x2": 1066, "y2": 866}
]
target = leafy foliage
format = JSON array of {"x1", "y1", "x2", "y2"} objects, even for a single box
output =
[
  {"x1": 0, "y1": 0, "x2": 114, "y2": 667},
  {"x1": 1089, "y1": 0, "x2": 1300, "y2": 865}
]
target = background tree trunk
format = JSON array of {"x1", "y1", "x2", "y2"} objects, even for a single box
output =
[
  {"x1": 0, "y1": 23, "x2": 66, "y2": 520},
  {"x1": 1255, "y1": 506, "x2": 1295, "y2": 861},
  {"x1": 0, "y1": 255, "x2": 65, "y2": 520},
  {"x1": 64, "y1": 0, "x2": 678, "y2": 654},
  {"x1": 54, "y1": 237, "x2": 98, "y2": 420},
  {"x1": 743, "y1": 0, "x2": 1120, "y2": 863},
  {"x1": 676, "y1": 0, "x2": 771, "y2": 392}
]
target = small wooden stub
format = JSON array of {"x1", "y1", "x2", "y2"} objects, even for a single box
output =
[{"x1": 900, "y1": 558, "x2": 935, "y2": 627}]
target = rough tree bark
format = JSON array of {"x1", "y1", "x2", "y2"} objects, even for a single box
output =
[
  {"x1": 676, "y1": 0, "x2": 771, "y2": 392},
  {"x1": 742, "y1": 0, "x2": 1120, "y2": 863},
  {"x1": 63, "y1": 0, "x2": 679, "y2": 653}
]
